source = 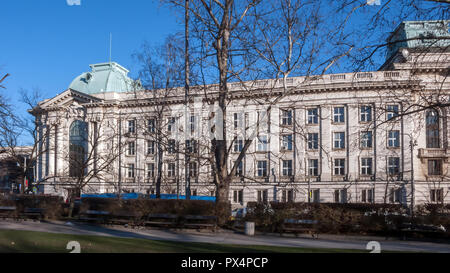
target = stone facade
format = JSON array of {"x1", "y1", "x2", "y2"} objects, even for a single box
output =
[{"x1": 31, "y1": 23, "x2": 450, "y2": 208}]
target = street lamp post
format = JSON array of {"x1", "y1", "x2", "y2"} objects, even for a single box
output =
[{"x1": 410, "y1": 139, "x2": 417, "y2": 217}]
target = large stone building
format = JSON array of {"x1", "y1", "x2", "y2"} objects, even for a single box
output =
[{"x1": 32, "y1": 21, "x2": 450, "y2": 208}]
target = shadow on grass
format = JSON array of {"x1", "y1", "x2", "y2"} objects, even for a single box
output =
[{"x1": 0, "y1": 229, "x2": 364, "y2": 253}]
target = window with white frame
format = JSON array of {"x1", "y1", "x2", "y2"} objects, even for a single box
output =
[
  {"x1": 233, "y1": 112, "x2": 243, "y2": 129},
  {"x1": 186, "y1": 139, "x2": 197, "y2": 154},
  {"x1": 168, "y1": 139, "x2": 176, "y2": 154},
  {"x1": 167, "y1": 163, "x2": 176, "y2": 177},
  {"x1": 146, "y1": 163, "x2": 155, "y2": 178},
  {"x1": 360, "y1": 105, "x2": 372, "y2": 122},
  {"x1": 389, "y1": 188, "x2": 402, "y2": 203},
  {"x1": 234, "y1": 138, "x2": 243, "y2": 152},
  {"x1": 127, "y1": 141, "x2": 136, "y2": 156},
  {"x1": 307, "y1": 108, "x2": 319, "y2": 124},
  {"x1": 167, "y1": 117, "x2": 175, "y2": 132},
  {"x1": 430, "y1": 189, "x2": 444, "y2": 203},
  {"x1": 235, "y1": 160, "x2": 244, "y2": 176},
  {"x1": 426, "y1": 110, "x2": 440, "y2": 148},
  {"x1": 257, "y1": 189, "x2": 268, "y2": 203},
  {"x1": 333, "y1": 132, "x2": 345, "y2": 149},
  {"x1": 387, "y1": 105, "x2": 399, "y2": 121},
  {"x1": 233, "y1": 190, "x2": 244, "y2": 204},
  {"x1": 308, "y1": 133, "x2": 319, "y2": 150},
  {"x1": 428, "y1": 159, "x2": 442, "y2": 176},
  {"x1": 148, "y1": 118, "x2": 156, "y2": 133},
  {"x1": 361, "y1": 158, "x2": 373, "y2": 175},
  {"x1": 360, "y1": 131, "x2": 373, "y2": 148},
  {"x1": 189, "y1": 115, "x2": 196, "y2": 133},
  {"x1": 128, "y1": 120, "x2": 136, "y2": 134},
  {"x1": 188, "y1": 162, "x2": 197, "y2": 178},
  {"x1": 361, "y1": 188, "x2": 374, "y2": 203},
  {"x1": 334, "y1": 159, "x2": 345, "y2": 176},
  {"x1": 257, "y1": 161, "x2": 268, "y2": 177},
  {"x1": 282, "y1": 189, "x2": 294, "y2": 203},
  {"x1": 334, "y1": 189, "x2": 347, "y2": 203},
  {"x1": 147, "y1": 140, "x2": 155, "y2": 155},
  {"x1": 333, "y1": 107, "x2": 345, "y2": 123},
  {"x1": 281, "y1": 134, "x2": 293, "y2": 151},
  {"x1": 388, "y1": 130, "x2": 400, "y2": 148},
  {"x1": 281, "y1": 109, "x2": 293, "y2": 126},
  {"x1": 127, "y1": 164, "x2": 135, "y2": 178},
  {"x1": 282, "y1": 160, "x2": 293, "y2": 176},
  {"x1": 308, "y1": 159, "x2": 319, "y2": 176},
  {"x1": 257, "y1": 135, "x2": 268, "y2": 152},
  {"x1": 388, "y1": 157, "x2": 400, "y2": 175}
]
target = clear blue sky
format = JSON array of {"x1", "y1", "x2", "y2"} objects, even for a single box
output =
[
  {"x1": 0, "y1": 0, "x2": 182, "y2": 135},
  {"x1": 0, "y1": 0, "x2": 444, "y2": 145}
]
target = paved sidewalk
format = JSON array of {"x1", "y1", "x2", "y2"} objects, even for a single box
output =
[{"x1": 1, "y1": 219, "x2": 449, "y2": 252}]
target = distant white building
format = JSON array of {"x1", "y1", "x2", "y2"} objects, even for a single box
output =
[{"x1": 31, "y1": 21, "x2": 450, "y2": 207}]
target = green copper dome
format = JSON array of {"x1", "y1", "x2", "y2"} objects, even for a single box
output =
[{"x1": 69, "y1": 62, "x2": 142, "y2": 95}]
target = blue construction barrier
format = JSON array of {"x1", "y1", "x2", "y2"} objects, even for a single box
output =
[{"x1": 81, "y1": 193, "x2": 215, "y2": 202}]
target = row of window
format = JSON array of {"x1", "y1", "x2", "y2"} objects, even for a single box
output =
[
  {"x1": 126, "y1": 140, "x2": 198, "y2": 156},
  {"x1": 233, "y1": 187, "x2": 446, "y2": 204},
  {"x1": 124, "y1": 158, "x2": 444, "y2": 179},
  {"x1": 230, "y1": 130, "x2": 402, "y2": 154},
  {"x1": 125, "y1": 162, "x2": 199, "y2": 179}
]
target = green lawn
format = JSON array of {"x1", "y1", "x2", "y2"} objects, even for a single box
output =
[{"x1": 0, "y1": 230, "x2": 367, "y2": 253}]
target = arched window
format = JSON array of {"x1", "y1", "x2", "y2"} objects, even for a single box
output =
[
  {"x1": 426, "y1": 110, "x2": 440, "y2": 148},
  {"x1": 69, "y1": 120, "x2": 88, "y2": 177}
]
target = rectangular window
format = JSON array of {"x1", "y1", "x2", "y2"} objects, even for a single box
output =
[
  {"x1": 128, "y1": 120, "x2": 136, "y2": 134},
  {"x1": 334, "y1": 159, "x2": 345, "y2": 176},
  {"x1": 308, "y1": 133, "x2": 319, "y2": 150},
  {"x1": 311, "y1": 189, "x2": 320, "y2": 203},
  {"x1": 167, "y1": 117, "x2": 175, "y2": 132},
  {"x1": 257, "y1": 190, "x2": 268, "y2": 203},
  {"x1": 360, "y1": 105, "x2": 372, "y2": 122},
  {"x1": 362, "y1": 189, "x2": 374, "y2": 203},
  {"x1": 234, "y1": 138, "x2": 243, "y2": 152},
  {"x1": 186, "y1": 139, "x2": 197, "y2": 154},
  {"x1": 147, "y1": 140, "x2": 155, "y2": 155},
  {"x1": 282, "y1": 160, "x2": 293, "y2": 176},
  {"x1": 233, "y1": 113, "x2": 243, "y2": 129},
  {"x1": 308, "y1": 159, "x2": 319, "y2": 176},
  {"x1": 361, "y1": 158, "x2": 373, "y2": 175},
  {"x1": 388, "y1": 157, "x2": 400, "y2": 175},
  {"x1": 281, "y1": 109, "x2": 293, "y2": 126},
  {"x1": 333, "y1": 107, "x2": 345, "y2": 123},
  {"x1": 387, "y1": 105, "x2": 399, "y2": 121},
  {"x1": 428, "y1": 159, "x2": 442, "y2": 176},
  {"x1": 188, "y1": 162, "x2": 197, "y2": 178},
  {"x1": 388, "y1": 130, "x2": 400, "y2": 148},
  {"x1": 128, "y1": 141, "x2": 136, "y2": 156},
  {"x1": 167, "y1": 163, "x2": 176, "y2": 177},
  {"x1": 389, "y1": 188, "x2": 402, "y2": 203},
  {"x1": 333, "y1": 132, "x2": 345, "y2": 149},
  {"x1": 235, "y1": 160, "x2": 244, "y2": 176},
  {"x1": 281, "y1": 135, "x2": 293, "y2": 151},
  {"x1": 430, "y1": 189, "x2": 444, "y2": 203},
  {"x1": 147, "y1": 163, "x2": 155, "y2": 178},
  {"x1": 307, "y1": 108, "x2": 319, "y2": 124},
  {"x1": 257, "y1": 161, "x2": 268, "y2": 177},
  {"x1": 334, "y1": 189, "x2": 348, "y2": 203},
  {"x1": 127, "y1": 164, "x2": 135, "y2": 178},
  {"x1": 233, "y1": 190, "x2": 244, "y2": 204},
  {"x1": 168, "y1": 139, "x2": 176, "y2": 154},
  {"x1": 360, "y1": 131, "x2": 373, "y2": 148},
  {"x1": 148, "y1": 119, "x2": 156, "y2": 133},
  {"x1": 257, "y1": 135, "x2": 268, "y2": 152},
  {"x1": 190, "y1": 115, "x2": 196, "y2": 133},
  {"x1": 282, "y1": 190, "x2": 294, "y2": 203}
]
